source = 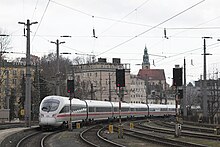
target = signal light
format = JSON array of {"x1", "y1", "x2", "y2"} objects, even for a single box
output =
[
  {"x1": 116, "y1": 69, "x2": 125, "y2": 87},
  {"x1": 173, "y1": 68, "x2": 182, "y2": 86},
  {"x1": 67, "y1": 80, "x2": 74, "y2": 93}
]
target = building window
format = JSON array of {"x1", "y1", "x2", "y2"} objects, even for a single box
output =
[
  {"x1": 13, "y1": 70, "x2": 17, "y2": 76},
  {"x1": 20, "y1": 70, "x2": 25, "y2": 76},
  {"x1": 12, "y1": 79, "x2": 17, "y2": 85},
  {"x1": 4, "y1": 70, "x2": 9, "y2": 74}
]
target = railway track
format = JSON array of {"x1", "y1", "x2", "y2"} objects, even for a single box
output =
[
  {"x1": 154, "y1": 121, "x2": 214, "y2": 134},
  {"x1": 121, "y1": 126, "x2": 208, "y2": 147},
  {"x1": 0, "y1": 122, "x2": 25, "y2": 130},
  {"x1": 80, "y1": 124, "x2": 126, "y2": 147},
  {"x1": 136, "y1": 121, "x2": 220, "y2": 141},
  {"x1": 16, "y1": 129, "x2": 62, "y2": 147}
]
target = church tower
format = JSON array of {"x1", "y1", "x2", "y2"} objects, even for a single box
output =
[{"x1": 142, "y1": 45, "x2": 150, "y2": 69}]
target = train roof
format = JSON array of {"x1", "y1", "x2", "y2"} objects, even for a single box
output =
[
  {"x1": 85, "y1": 100, "x2": 112, "y2": 107},
  {"x1": 111, "y1": 101, "x2": 130, "y2": 107},
  {"x1": 129, "y1": 103, "x2": 148, "y2": 108},
  {"x1": 42, "y1": 95, "x2": 86, "y2": 105}
]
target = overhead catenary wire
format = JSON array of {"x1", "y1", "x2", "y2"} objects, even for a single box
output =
[
  {"x1": 31, "y1": 0, "x2": 40, "y2": 20},
  {"x1": 50, "y1": 0, "x2": 154, "y2": 28},
  {"x1": 32, "y1": 0, "x2": 51, "y2": 42},
  {"x1": 97, "y1": 0, "x2": 205, "y2": 56},
  {"x1": 100, "y1": 0, "x2": 150, "y2": 35},
  {"x1": 156, "y1": 42, "x2": 220, "y2": 67}
]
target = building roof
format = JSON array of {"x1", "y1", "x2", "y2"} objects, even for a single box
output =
[{"x1": 138, "y1": 69, "x2": 166, "y2": 81}]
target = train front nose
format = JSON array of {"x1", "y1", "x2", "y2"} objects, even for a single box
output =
[{"x1": 39, "y1": 113, "x2": 56, "y2": 126}]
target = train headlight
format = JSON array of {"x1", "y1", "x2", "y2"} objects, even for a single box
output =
[
  {"x1": 40, "y1": 113, "x2": 44, "y2": 117},
  {"x1": 52, "y1": 114, "x2": 56, "y2": 117}
]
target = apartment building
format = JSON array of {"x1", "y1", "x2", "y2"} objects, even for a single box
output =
[{"x1": 73, "y1": 58, "x2": 131, "y2": 102}]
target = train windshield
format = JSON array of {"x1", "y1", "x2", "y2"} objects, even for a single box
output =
[{"x1": 41, "y1": 99, "x2": 60, "y2": 112}]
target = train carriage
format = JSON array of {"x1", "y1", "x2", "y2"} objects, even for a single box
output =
[
  {"x1": 130, "y1": 103, "x2": 149, "y2": 117},
  {"x1": 85, "y1": 100, "x2": 113, "y2": 121},
  {"x1": 39, "y1": 95, "x2": 177, "y2": 128},
  {"x1": 57, "y1": 98, "x2": 87, "y2": 123},
  {"x1": 111, "y1": 102, "x2": 130, "y2": 118}
]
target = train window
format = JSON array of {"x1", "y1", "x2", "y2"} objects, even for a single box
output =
[
  {"x1": 149, "y1": 108, "x2": 155, "y2": 111},
  {"x1": 89, "y1": 107, "x2": 95, "y2": 112},
  {"x1": 137, "y1": 108, "x2": 147, "y2": 111},
  {"x1": 71, "y1": 106, "x2": 87, "y2": 113},
  {"x1": 96, "y1": 107, "x2": 111, "y2": 112},
  {"x1": 169, "y1": 108, "x2": 175, "y2": 111},
  {"x1": 122, "y1": 107, "x2": 129, "y2": 112},
  {"x1": 161, "y1": 108, "x2": 168, "y2": 111},
  {"x1": 131, "y1": 108, "x2": 136, "y2": 111},
  {"x1": 114, "y1": 107, "x2": 119, "y2": 112},
  {"x1": 60, "y1": 106, "x2": 69, "y2": 113},
  {"x1": 41, "y1": 99, "x2": 60, "y2": 112}
]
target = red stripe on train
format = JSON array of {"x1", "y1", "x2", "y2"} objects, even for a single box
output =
[{"x1": 56, "y1": 111, "x2": 175, "y2": 118}]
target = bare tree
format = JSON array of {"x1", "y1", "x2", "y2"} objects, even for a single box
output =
[
  {"x1": 40, "y1": 52, "x2": 73, "y2": 96},
  {"x1": 185, "y1": 82, "x2": 201, "y2": 117},
  {"x1": 0, "y1": 29, "x2": 11, "y2": 61},
  {"x1": 0, "y1": 29, "x2": 11, "y2": 108},
  {"x1": 73, "y1": 56, "x2": 86, "y2": 65}
]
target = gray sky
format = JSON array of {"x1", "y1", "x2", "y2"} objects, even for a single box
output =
[{"x1": 1, "y1": 0, "x2": 220, "y2": 85}]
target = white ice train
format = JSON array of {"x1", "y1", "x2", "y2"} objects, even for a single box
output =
[{"x1": 39, "y1": 95, "x2": 176, "y2": 128}]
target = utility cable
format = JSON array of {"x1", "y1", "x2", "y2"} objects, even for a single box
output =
[
  {"x1": 32, "y1": 0, "x2": 51, "y2": 42},
  {"x1": 31, "y1": 0, "x2": 40, "y2": 20},
  {"x1": 97, "y1": 0, "x2": 205, "y2": 56},
  {"x1": 50, "y1": 0, "x2": 154, "y2": 28},
  {"x1": 101, "y1": 0, "x2": 150, "y2": 34}
]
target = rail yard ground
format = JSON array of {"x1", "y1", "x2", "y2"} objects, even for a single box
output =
[{"x1": 1, "y1": 119, "x2": 220, "y2": 147}]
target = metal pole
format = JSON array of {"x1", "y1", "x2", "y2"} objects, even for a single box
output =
[
  {"x1": 26, "y1": 19, "x2": 31, "y2": 127},
  {"x1": 19, "y1": 19, "x2": 37, "y2": 127},
  {"x1": 118, "y1": 87, "x2": 124, "y2": 138},
  {"x1": 51, "y1": 39, "x2": 66, "y2": 95},
  {"x1": 56, "y1": 39, "x2": 60, "y2": 95},
  {"x1": 69, "y1": 92, "x2": 72, "y2": 130},
  {"x1": 202, "y1": 37, "x2": 212, "y2": 120},
  {"x1": 0, "y1": 48, "x2": 3, "y2": 106},
  {"x1": 203, "y1": 38, "x2": 207, "y2": 119},
  {"x1": 183, "y1": 58, "x2": 187, "y2": 117},
  {"x1": 109, "y1": 73, "x2": 111, "y2": 101},
  {"x1": 118, "y1": 87, "x2": 122, "y2": 138}
]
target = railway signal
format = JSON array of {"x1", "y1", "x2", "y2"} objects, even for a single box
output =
[
  {"x1": 116, "y1": 69, "x2": 125, "y2": 87},
  {"x1": 67, "y1": 79, "x2": 74, "y2": 131},
  {"x1": 173, "y1": 68, "x2": 182, "y2": 86},
  {"x1": 67, "y1": 80, "x2": 74, "y2": 93}
]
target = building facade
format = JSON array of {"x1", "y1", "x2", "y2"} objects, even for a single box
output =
[
  {"x1": 73, "y1": 58, "x2": 131, "y2": 102},
  {"x1": 0, "y1": 56, "x2": 38, "y2": 114},
  {"x1": 138, "y1": 45, "x2": 170, "y2": 104},
  {"x1": 130, "y1": 74, "x2": 146, "y2": 103},
  {"x1": 0, "y1": 60, "x2": 26, "y2": 109}
]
